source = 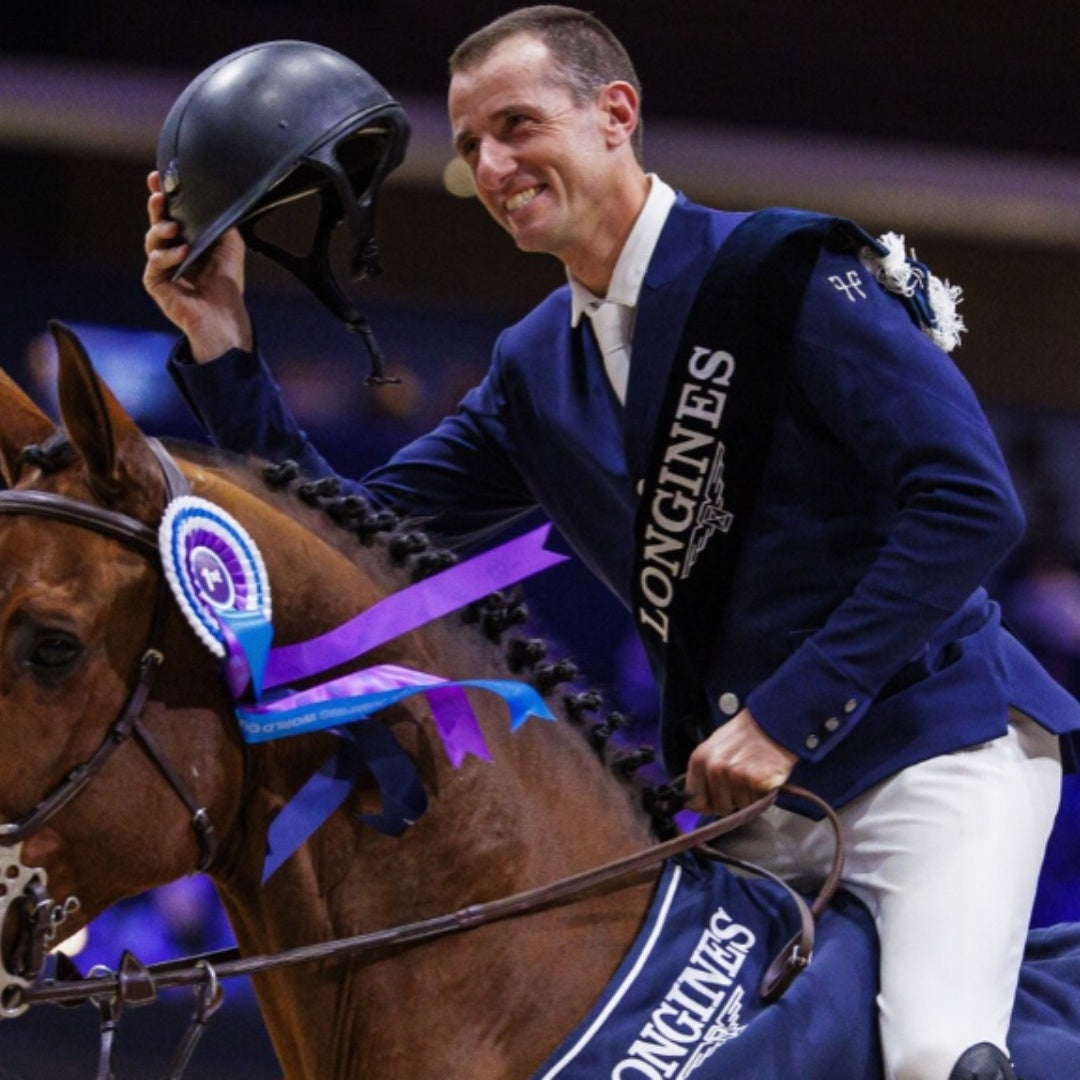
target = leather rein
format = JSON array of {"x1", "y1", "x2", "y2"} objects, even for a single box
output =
[{"x1": 0, "y1": 443, "x2": 845, "y2": 1079}]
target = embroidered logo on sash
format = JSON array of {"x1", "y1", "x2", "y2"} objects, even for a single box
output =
[
  {"x1": 159, "y1": 495, "x2": 271, "y2": 657},
  {"x1": 637, "y1": 346, "x2": 736, "y2": 644}
]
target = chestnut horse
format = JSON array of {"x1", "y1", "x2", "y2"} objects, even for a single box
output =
[{"x1": 0, "y1": 324, "x2": 672, "y2": 1079}]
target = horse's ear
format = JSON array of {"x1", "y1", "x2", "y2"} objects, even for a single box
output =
[
  {"x1": 0, "y1": 364, "x2": 59, "y2": 487},
  {"x1": 51, "y1": 321, "x2": 169, "y2": 520}
]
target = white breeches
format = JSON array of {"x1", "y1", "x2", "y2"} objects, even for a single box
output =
[{"x1": 716, "y1": 712, "x2": 1062, "y2": 1080}]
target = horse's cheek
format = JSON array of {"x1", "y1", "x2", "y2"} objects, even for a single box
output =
[{"x1": 20, "y1": 826, "x2": 61, "y2": 878}]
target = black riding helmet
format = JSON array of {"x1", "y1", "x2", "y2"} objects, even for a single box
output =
[{"x1": 157, "y1": 40, "x2": 411, "y2": 382}]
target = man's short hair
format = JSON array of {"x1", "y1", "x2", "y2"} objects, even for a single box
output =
[{"x1": 449, "y1": 5, "x2": 643, "y2": 158}]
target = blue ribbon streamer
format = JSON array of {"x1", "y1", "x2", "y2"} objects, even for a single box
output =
[
  {"x1": 251, "y1": 680, "x2": 553, "y2": 882},
  {"x1": 216, "y1": 609, "x2": 274, "y2": 703},
  {"x1": 262, "y1": 726, "x2": 429, "y2": 883},
  {"x1": 349, "y1": 723, "x2": 429, "y2": 836},
  {"x1": 263, "y1": 746, "x2": 354, "y2": 883}
]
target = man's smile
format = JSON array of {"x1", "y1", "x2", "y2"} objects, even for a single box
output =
[{"x1": 505, "y1": 185, "x2": 546, "y2": 213}]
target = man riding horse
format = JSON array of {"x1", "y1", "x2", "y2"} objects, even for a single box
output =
[{"x1": 142, "y1": 10, "x2": 1080, "y2": 1078}]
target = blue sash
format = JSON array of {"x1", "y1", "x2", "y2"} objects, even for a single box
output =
[{"x1": 630, "y1": 209, "x2": 877, "y2": 772}]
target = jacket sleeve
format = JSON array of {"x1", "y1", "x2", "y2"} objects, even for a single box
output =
[
  {"x1": 168, "y1": 342, "x2": 339, "y2": 480},
  {"x1": 744, "y1": 244, "x2": 1025, "y2": 759}
]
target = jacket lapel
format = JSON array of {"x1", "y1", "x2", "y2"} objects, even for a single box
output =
[{"x1": 622, "y1": 199, "x2": 743, "y2": 480}]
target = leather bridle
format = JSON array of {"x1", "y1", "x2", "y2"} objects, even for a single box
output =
[{"x1": 0, "y1": 440, "x2": 218, "y2": 1021}]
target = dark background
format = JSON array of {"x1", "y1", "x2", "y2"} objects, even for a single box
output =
[
  {"x1": 3, "y1": 2, "x2": 1080, "y2": 407},
  {"x1": 1, "y1": 4, "x2": 1079, "y2": 1076},
  {"x1": 6, "y1": 1, "x2": 1080, "y2": 154}
]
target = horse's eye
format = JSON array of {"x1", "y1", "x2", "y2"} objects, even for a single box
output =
[{"x1": 27, "y1": 632, "x2": 83, "y2": 675}]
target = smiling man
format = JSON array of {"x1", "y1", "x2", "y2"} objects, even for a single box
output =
[
  {"x1": 144, "y1": 8, "x2": 1080, "y2": 1079},
  {"x1": 449, "y1": 27, "x2": 648, "y2": 293}
]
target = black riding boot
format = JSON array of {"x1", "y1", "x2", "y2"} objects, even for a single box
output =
[{"x1": 948, "y1": 1043, "x2": 1020, "y2": 1080}]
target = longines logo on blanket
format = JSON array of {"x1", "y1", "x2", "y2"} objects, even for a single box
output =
[
  {"x1": 610, "y1": 905, "x2": 755, "y2": 1079},
  {"x1": 637, "y1": 346, "x2": 735, "y2": 644}
]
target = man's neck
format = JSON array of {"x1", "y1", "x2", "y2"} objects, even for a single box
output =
[
  {"x1": 564, "y1": 169, "x2": 651, "y2": 296},
  {"x1": 567, "y1": 174, "x2": 676, "y2": 312}
]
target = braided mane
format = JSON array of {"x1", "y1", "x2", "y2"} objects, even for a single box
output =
[{"x1": 150, "y1": 440, "x2": 686, "y2": 839}]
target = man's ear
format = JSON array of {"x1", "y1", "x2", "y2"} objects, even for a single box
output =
[{"x1": 597, "y1": 81, "x2": 640, "y2": 150}]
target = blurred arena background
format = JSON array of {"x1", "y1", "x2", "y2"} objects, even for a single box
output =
[{"x1": 1, "y1": 3, "x2": 1079, "y2": 1075}]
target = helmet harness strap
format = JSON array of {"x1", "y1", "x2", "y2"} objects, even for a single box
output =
[{"x1": 240, "y1": 156, "x2": 400, "y2": 386}]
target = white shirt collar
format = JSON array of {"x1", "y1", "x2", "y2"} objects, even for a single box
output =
[{"x1": 569, "y1": 175, "x2": 677, "y2": 327}]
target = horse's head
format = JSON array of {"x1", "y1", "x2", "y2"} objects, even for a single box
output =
[{"x1": 0, "y1": 324, "x2": 243, "y2": 1012}]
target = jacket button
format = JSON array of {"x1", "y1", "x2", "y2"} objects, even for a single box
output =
[
  {"x1": 805, "y1": 734, "x2": 820, "y2": 750},
  {"x1": 844, "y1": 698, "x2": 858, "y2": 714},
  {"x1": 718, "y1": 692, "x2": 740, "y2": 716},
  {"x1": 824, "y1": 717, "x2": 840, "y2": 732}
]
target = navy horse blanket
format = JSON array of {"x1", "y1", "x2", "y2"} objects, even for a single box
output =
[{"x1": 533, "y1": 855, "x2": 1080, "y2": 1079}]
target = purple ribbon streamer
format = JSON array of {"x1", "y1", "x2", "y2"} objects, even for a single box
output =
[
  {"x1": 260, "y1": 523, "x2": 567, "y2": 690},
  {"x1": 421, "y1": 684, "x2": 494, "y2": 768},
  {"x1": 235, "y1": 662, "x2": 531, "y2": 768}
]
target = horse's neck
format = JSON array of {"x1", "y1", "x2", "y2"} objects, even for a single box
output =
[
  {"x1": 195, "y1": 475, "x2": 659, "y2": 1077},
  {"x1": 216, "y1": 685, "x2": 657, "y2": 1080}
]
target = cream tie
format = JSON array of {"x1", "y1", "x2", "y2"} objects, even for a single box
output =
[{"x1": 588, "y1": 301, "x2": 630, "y2": 405}]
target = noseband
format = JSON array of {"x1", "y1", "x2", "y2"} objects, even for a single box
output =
[{"x1": 0, "y1": 439, "x2": 218, "y2": 1017}]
